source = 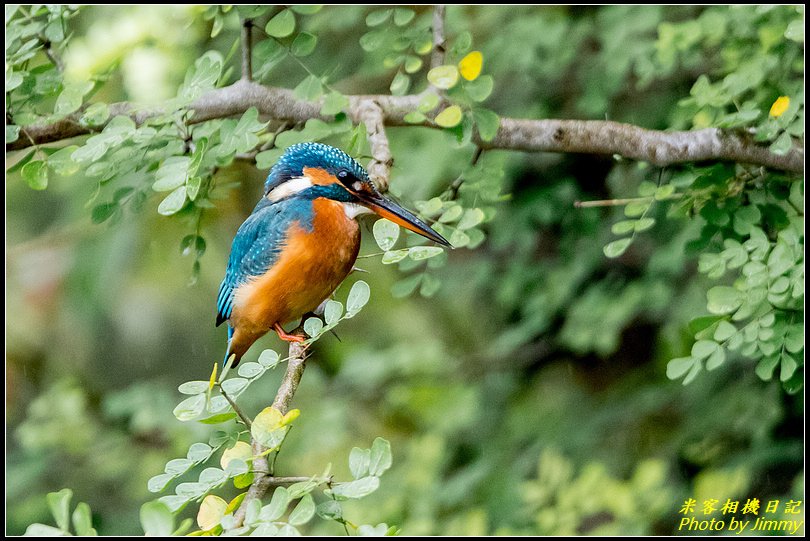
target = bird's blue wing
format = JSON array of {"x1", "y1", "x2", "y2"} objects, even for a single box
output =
[{"x1": 216, "y1": 199, "x2": 290, "y2": 326}]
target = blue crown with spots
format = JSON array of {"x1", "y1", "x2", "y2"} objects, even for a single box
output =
[{"x1": 264, "y1": 142, "x2": 369, "y2": 194}]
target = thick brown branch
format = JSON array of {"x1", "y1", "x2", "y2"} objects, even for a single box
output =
[
  {"x1": 7, "y1": 80, "x2": 803, "y2": 173},
  {"x1": 356, "y1": 99, "x2": 393, "y2": 190},
  {"x1": 233, "y1": 339, "x2": 308, "y2": 527}
]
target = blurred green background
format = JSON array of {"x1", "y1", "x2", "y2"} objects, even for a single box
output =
[{"x1": 6, "y1": 5, "x2": 803, "y2": 536}]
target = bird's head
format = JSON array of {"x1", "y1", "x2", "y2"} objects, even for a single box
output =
[{"x1": 264, "y1": 142, "x2": 450, "y2": 246}]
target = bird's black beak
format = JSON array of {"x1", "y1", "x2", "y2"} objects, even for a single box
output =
[{"x1": 359, "y1": 190, "x2": 451, "y2": 247}]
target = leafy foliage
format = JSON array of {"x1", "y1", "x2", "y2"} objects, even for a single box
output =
[{"x1": 6, "y1": 5, "x2": 804, "y2": 537}]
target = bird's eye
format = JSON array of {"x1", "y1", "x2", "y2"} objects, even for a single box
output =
[{"x1": 336, "y1": 169, "x2": 354, "y2": 188}]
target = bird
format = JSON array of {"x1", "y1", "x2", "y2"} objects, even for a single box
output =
[{"x1": 216, "y1": 142, "x2": 450, "y2": 366}]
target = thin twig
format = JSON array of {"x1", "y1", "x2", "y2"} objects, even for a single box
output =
[
  {"x1": 233, "y1": 335, "x2": 309, "y2": 527},
  {"x1": 220, "y1": 387, "x2": 252, "y2": 429},
  {"x1": 430, "y1": 5, "x2": 446, "y2": 70},
  {"x1": 240, "y1": 18, "x2": 253, "y2": 81},
  {"x1": 574, "y1": 194, "x2": 683, "y2": 208}
]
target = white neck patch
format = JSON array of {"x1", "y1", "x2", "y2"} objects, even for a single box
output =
[
  {"x1": 266, "y1": 176, "x2": 313, "y2": 202},
  {"x1": 343, "y1": 202, "x2": 373, "y2": 219}
]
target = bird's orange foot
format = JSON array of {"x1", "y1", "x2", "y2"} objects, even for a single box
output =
[{"x1": 273, "y1": 323, "x2": 306, "y2": 343}]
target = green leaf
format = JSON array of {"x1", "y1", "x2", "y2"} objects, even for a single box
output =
[
  {"x1": 291, "y1": 32, "x2": 317, "y2": 57},
  {"x1": 256, "y1": 148, "x2": 285, "y2": 169},
  {"x1": 404, "y1": 111, "x2": 427, "y2": 124},
  {"x1": 148, "y1": 473, "x2": 175, "y2": 493},
  {"x1": 47, "y1": 145, "x2": 80, "y2": 176},
  {"x1": 404, "y1": 55, "x2": 422, "y2": 73},
  {"x1": 634, "y1": 218, "x2": 655, "y2": 232},
  {"x1": 90, "y1": 203, "x2": 116, "y2": 224},
  {"x1": 466, "y1": 75, "x2": 494, "y2": 102},
  {"x1": 260, "y1": 487, "x2": 291, "y2": 522},
  {"x1": 265, "y1": 10, "x2": 296, "y2": 38},
  {"x1": 434, "y1": 105, "x2": 463, "y2": 128},
  {"x1": 418, "y1": 93, "x2": 441, "y2": 113},
  {"x1": 157, "y1": 186, "x2": 188, "y2": 216},
  {"x1": 221, "y1": 377, "x2": 248, "y2": 395},
  {"x1": 197, "y1": 495, "x2": 227, "y2": 531},
  {"x1": 767, "y1": 242, "x2": 793, "y2": 278},
  {"x1": 473, "y1": 108, "x2": 500, "y2": 142},
  {"x1": 769, "y1": 132, "x2": 793, "y2": 155},
  {"x1": 293, "y1": 74, "x2": 323, "y2": 102},
  {"x1": 251, "y1": 407, "x2": 289, "y2": 449},
  {"x1": 316, "y1": 500, "x2": 343, "y2": 520},
  {"x1": 330, "y1": 477, "x2": 380, "y2": 500},
  {"x1": 366, "y1": 9, "x2": 392, "y2": 26},
  {"x1": 373, "y1": 219, "x2": 400, "y2": 251},
  {"x1": 54, "y1": 81, "x2": 93, "y2": 117},
  {"x1": 6, "y1": 124, "x2": 19, "y2": 143},
  {"x1": 611, "y1": 220, "x2": 637, "y2": 235},
  {"x1": 140, "y1": 501, "x2": 174, "y2": 537},
  {"x1": 173, "y1": 394, "x2": 205, "y2": 421},
  {"x1": 304, "y1": 316, "x2": 324, "y2": 338},
  {"x1": 290, "y1": 5, "x2": 322, "y2": 15},
  {"x1": 288, "y1": 494, "x2": 316, "y2": 525},
  {"x1": 237, "y1": 362, "x2": 264, "y2": 378},
  {"x1": 47, "y1": 489, "x2": 72, "y2": 531},
  {"x1": 382, "y1": 249, "x2": 409, "y2": 264},
  {"x1": 391, "y1": 274, "x2": 422, "y2": 298},
  {"x1": 178, "y1": 380, "x2": 208, "y2": 395},
  {"x1": 198, "y1": 413, "x2": 238, "y2": 425},
  {"x1": 187, "y1": 442, "x2": 214, "y2": 462},
  {"x1": 654, "y1": 184, "x2": 675, "y2": 200},
  {"x1": 324, "y1": 300, "x2": 343, "y2": 324},
  {"x1": 603, "y1": 238, "x2": 632, "y2": 258},
  {"x1": 755, "y1": 355, "x2": 780, "y2": 381},
  {"x1": 780, "y1": 353, "x2": 798, "y2": 382},
  {"x1": 179, "y1": 51, "x2": 223, "y2": 102},
  {"x1": 153, "y1": 156, "x2": 191, "y2": 192},
  {"x1": 25, "y1": 524, "x2": 70, "y2": 536},
  {"x1": 713, "y1": 320, "x2": 736, "y2": 341},
  {"x1": 71, "y1": 502, "x2": 95, "y2": 536},
  {"x1": 22, "y1": 160, "x2": 48, "y2": 190},
  {"x1": 346, "y1": 280, "x2": 371, "y2": 315},
  {"x1": 427, "y1": 65, "x2": 460, "y2": 90},
  {"x1": 350, "y1": 447, "x2": 371, "y2": 479},
  {"x1": 409, "y1": 246, "x2": 444, "y2": 260},
  {"x1": 691, "y1": 340, "x2": 719, "y2": 360},
  {"x1": 258, "y1": 349, "x2": 280, "y2": 368},
  {"x1": 393, "y1": 8, "x2": 415, "y2": 26},
  {"x1": 321, "y1": 91, "x2": 350, "y2": 116},
  {"x1": 624, "y1": 202, "x2": 648, "y2": 217},
  {"x1": 706, "y1": 286, "x2": 743, "y2": 314},
  {"x1": 368, "y1": 438, "x2": 392, "y2": 476},
  {"x1": 457, "y1": 208, "x2": 485, "y2": 230},
  {"x1": 389, "y1": 71, "x2": 410, "y2": 96}
]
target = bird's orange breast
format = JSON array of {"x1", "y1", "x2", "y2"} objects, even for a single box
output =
[{"x1": 230, "y1": 198, "x2": 360, "y2": 339}]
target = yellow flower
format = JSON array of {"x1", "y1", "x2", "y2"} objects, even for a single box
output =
[{"x1": 769, "y1": 96, "x2": 790, "y2": 118}]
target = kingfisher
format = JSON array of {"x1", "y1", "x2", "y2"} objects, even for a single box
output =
[{"x1": 216, "y1": 142, "x2": 450, "y2": 366}]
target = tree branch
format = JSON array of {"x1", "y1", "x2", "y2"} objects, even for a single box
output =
[
  {"x1": 356, "y1": 99, "x2": 393, "y2": 191},
  {"x1": 233, "y1": 339, "x2": 309, "y2": 527},
  {"x1": 240, "y1": 18, "x2": 253, "y2": 81},
  {"x1": 6, "y1": 80, "x2": 803, "y2": 173},
  {"x1": 430, "y1": 5, "x2": 446, "y2": 70}
]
